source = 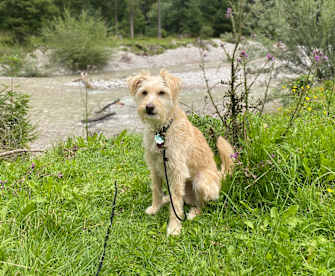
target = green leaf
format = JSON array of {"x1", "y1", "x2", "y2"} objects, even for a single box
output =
[
  {"x1": 244, "y1": 220, "x2": 254, "y2": 230},
  {"x1": 270, "y1": 207, "x2": 278, "y2": 220},
  {"x1": 282, "y1": 205, "x2": 299, "y2": 222}
]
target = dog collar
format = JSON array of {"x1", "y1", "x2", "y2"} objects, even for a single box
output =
[{"x1": 154, "y1": 119, "x2": 173, "y2": 148}]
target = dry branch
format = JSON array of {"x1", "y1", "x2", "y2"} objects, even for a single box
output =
[{"x1": 0, "y1": 149, "x2": 45, "y2": 158}]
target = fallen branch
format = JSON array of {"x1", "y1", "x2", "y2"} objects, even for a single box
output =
[
  {"x1": 95, "y1": 99, "x2": 121, "y2": 114},
  {"x1": 0, "y1": 149, "x2": 45, "y2": 158},
  {"x1": 81, "y1": 112, "x2": 116, "y2": 123}
]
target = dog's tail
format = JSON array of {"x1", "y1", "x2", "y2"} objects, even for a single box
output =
[{"x1": 216, "y1": 136, "x2": 234, "y2": 178}]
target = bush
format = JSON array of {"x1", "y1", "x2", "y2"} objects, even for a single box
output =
[
  {"x1": 251, "y1": 0, "x2": 335, "y2": 78},
  {"x1": 189, "y1": 82, "x2": 335, "y2": 207},
  {"x1": 0, "y1": 52, "x2": 24, "y2": 77},
  {"x1": 0, "y1": 86, "x2": 36, "y2": 150},
  {"x1": 200, "y1": 25, "x2": 214, "y2": 39},
  {"x1": 42, "y1": 10, "x2": 111, "y2": 72}
]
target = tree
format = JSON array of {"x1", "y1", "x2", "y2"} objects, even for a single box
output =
[
  {"x1": 114, "y1": 0, "x2": 119, "y2": 33},
  {"x1": 158, "y1": 0, "x2": 162, "y2": 38},
  {"x1": 126, "y1": 0, "x2": 138, "y2": 39},
  {"x1": 0, "y1": 0, "x2": 59, "y2": 42},
  {"x1": 200, "y1": 0, "x2": 232, "y2": 36},
  {"x1": 183, "y1": 0, "x2": 203, "y2": 36}
]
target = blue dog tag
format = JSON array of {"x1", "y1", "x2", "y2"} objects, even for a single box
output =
[{"x1": 154, "y1": 133, "x2": 165, "y2": 147}]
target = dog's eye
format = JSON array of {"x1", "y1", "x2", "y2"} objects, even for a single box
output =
[
  {"x1": 158, "y1": 91, "x2": 165, "y2": 96},
  {"x1": 142, "y1": 91, "x2": 148, "y2": 96}
]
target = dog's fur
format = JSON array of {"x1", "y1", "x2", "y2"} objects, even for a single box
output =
[{"x1": 128, "y1": 69, "x2": 234, "y2": 235}]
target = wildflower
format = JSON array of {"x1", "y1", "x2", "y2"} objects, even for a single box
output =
[
  {"x1": 323, "y1": 56, "x2": 329, "y2": 61},
  {"x1": 58, "y1": 173, "x2": 63, "y2": 179},
  {"x1": 31, "y1": 162, "x2": 35, "y2": 169},
  {"x1": 320, "y1": 87, "x2": 324, "y2": 91},
  {"x1": 327, "y1": 188, "x2": 334, "y2": 193},
  {"x1": 0, "y1": 180, "x2": 5, "y2": 189},
  {"x1": 312, "y1": 49, "x2": 319, "y2": 55},
  {"x1": 313, "y1": 95, "x2": 318, "y2": 99},
  {"x1": 231, "y1": 152, "x2": 239, "y2": 159},
  {"x1": 306, "y1": 85, "x2": 310, "y2": 89},
  {"x1": 305, "y1": 96, "x2": 311, "y2": 101},
  {"x1": 226, "y1": 8, "x2": 232, "y2": 19},
  {"x1": 314, "y1": 55, "x2": 320, "y2": 62},
  {"x1": 323, "y1": 110, "x2": 327, "y2": 115},
  {"x1": 266, "y1": 53, "x2": 274, "y2": 61},
  {"x1": 292, "y1": 89, "x2": 296, "y2": 93},
  {"x1": 307, "y1": 107, "x2": 312, "y2": 111},
  {"x1": 240, "y1": 50, "x2": 248, "y2": 59},
  {"x1": 282, "y1": 85, "x2": 286, "y2": 89}
]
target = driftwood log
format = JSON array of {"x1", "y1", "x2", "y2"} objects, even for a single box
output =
[{"x1": 0, "y1": 149, "x2": 45, "y2": 158}]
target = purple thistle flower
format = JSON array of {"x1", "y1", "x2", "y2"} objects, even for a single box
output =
[
  {"x1": 266, "y1": 53, "x2": 274, "y2": 61},
  {"x1": 314, "y1": 55, "x2": 320, "y2": 62},
  {"x1": 323, "y1": 55, "x2": 329, "y2": 61},
  {"x1": 226, "y1": 8, "x2": 232, "y2": 19},
  {"x1": 312, "y1": 49, "x2": 319, "y2": 56},
  {"x1": 240, "y1": 50, "x2": 248, "y2": 58},
  {"x1": 231, "y1": 152, "x2": 239, "y2": 159}
]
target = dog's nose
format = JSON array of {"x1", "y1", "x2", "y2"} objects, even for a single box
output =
[{"x1": 145, "y1": 104, "x2": 155, "y2": 115}]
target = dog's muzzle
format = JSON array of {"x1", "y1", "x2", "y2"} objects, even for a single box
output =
[{"x1": 145, "y1": 104, "x2": 155, "y2": 115}]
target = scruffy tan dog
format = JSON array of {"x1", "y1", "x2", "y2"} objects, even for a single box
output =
[{"x1": 128, "y1": 69, "x2": 234, "y2": 236}]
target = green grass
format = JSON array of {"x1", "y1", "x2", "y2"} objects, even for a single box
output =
[{"x1": 1, "y1": 88, "x2": 335, "y2": 275}]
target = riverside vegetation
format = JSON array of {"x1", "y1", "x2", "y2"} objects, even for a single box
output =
[{"x1": 0, "y1": 85, "x2": 334, "y2": 274}]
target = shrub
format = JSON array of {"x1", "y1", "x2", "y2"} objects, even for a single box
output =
[
  {"x1": 200, "y1": 25, "x2": 214, "y2": 39},
  {"x1": 42, "y1": 10, "x2": 111, "y2": 72},
  {"x1": 0, "y1": 86, "x2": 36, "y2": 150},
  {"x1": 0, "y1": 53, "x2": 24, "y2": 77},
  {"x1": 251, "y1": 0, "x2": 335, "y2": 78}
]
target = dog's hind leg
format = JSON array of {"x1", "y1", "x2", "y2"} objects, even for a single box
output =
[
  {"x1": 183, "y1": 180, "x2": 202, "y2": 220},
  {"x1": 193, "y1": 169, "x2": 221, "y2": 203},
  {"x1": 187, "y1": 170, "x2": 221, "y2": 220}
]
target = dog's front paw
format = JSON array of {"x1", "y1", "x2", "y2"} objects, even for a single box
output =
[
  {"x1": 167, "y1": 221, "x2": 182, "y2": 236},
  {"x1": 145, "y1": 205, "x2": 160, "y2": 215}
]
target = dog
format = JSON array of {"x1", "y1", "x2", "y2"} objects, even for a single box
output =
[{"x1": 128, "y1": 69, "x2": 234, "y2": 236}]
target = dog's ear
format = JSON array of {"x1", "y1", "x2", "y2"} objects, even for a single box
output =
[
  {"x1": 160, "y1": 69, "x2": 181, "y2": 99},
  {"x1": 127, "y1": 72, "x2": 150, "y2": 96}
]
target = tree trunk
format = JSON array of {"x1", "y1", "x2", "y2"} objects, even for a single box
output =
[
  {"x1": 130, "y1": 1, "x2": 134, "y2": 39},
  {"x1": 158, "y1": 0, "x2": 162, "y2": 38},
  {"x1": 114, "y1": 0, "x2": 118, "y2": 33}
]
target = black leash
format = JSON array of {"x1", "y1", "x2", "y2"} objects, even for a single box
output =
[
  {"x1": 162, "y1": 149, "x2": 187, "y2": 221},
  {"x1": 95, "y1": 181, "x2": 118, "y2": 276},
  {"x1": 155, "y1": 119, "x2": 187, "y2": 222}
]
